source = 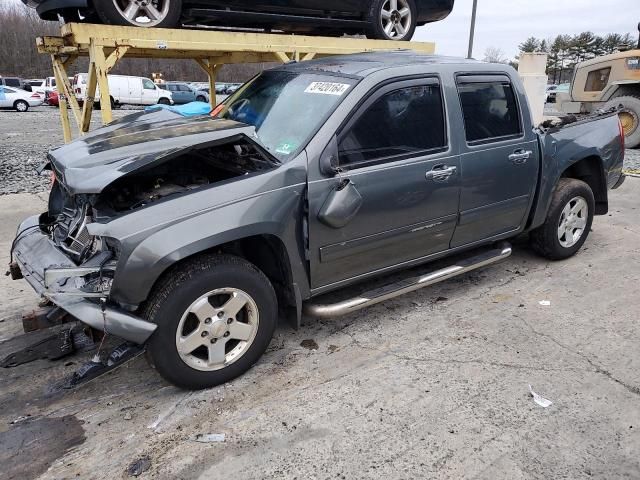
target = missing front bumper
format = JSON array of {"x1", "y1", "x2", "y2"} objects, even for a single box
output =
[{"x1": 11, "y1": 215, "x2": 157, "y2": 344}]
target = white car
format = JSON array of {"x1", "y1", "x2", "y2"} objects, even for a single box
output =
[
  {"x1": 0, "y1": 86, "x2": 44, "y2": 112},
  {"x1": 73, "y1": 74, "x2": 173, "y2": 108}
]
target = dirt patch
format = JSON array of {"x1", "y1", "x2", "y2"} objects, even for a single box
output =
[{"x1": 0, "y1": 415, "x2": 85, "y2": 480}]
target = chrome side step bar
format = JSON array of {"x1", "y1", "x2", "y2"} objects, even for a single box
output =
[{"x1": 304, "y1": 242, "x2": 512, "y2": 318}]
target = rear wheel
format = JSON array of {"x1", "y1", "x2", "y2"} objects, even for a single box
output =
[
  {"x1": 603, "y1": 95, "x2": 640, "y2": 149},
  {"x1": 368, "y1": 0, "x2": 417, "y2": 41},
  {"x1": 94, "y1": 0, "x2": 182, "y2": 28},
  {"x1": 145, "y1": 254, "x2": 277, "y2": 390},
  {"x1": 530, "y1": 178, "x2": 594, "y2": 260},
  {"x1": 14, "y1": 100, "x2": 29, "y2": 112}
]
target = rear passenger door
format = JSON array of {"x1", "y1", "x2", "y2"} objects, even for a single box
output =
[
  {"x1": 308, "y1": 78, "x2": 461, "y2": 289},
  {"x1": 450, "y1": 74, "x2": 539, "y2": 248}
]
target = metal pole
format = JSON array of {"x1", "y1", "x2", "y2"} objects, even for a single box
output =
[
  {"x1": 467, "y1": 0, "x2": 479, "y2": 59},
  {"x1": 637, "y1": 22, "x2": 640, "y2": 49}
]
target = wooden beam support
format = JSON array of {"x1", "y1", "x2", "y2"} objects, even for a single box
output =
[{"x1": 38, "y1": 23, "x2": 436, "y2": 140}]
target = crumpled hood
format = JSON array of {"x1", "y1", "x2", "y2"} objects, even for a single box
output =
[{"x1": 47, "y1": 109, "x2": 258, "y2": 194}]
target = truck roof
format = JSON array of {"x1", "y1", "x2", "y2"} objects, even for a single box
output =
[{"x1": 275, "y1": 50, "x2": 486, "y2": 77}]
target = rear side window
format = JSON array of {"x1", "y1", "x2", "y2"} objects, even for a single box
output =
[
  {"x1": 457, "y1": 80, "x2": 521, "y2": 143},
  {"x1": 338, "y1": 83, "x2": 446, "y2": 167},
  {"x1": 585, "y1": 67, "x2": 611, "y2": 92}
]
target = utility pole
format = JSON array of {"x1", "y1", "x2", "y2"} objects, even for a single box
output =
[
  {"x1": 637, "y1": 22, "x2": 640, "y2": 49},
  {"x1": 467, "y1": 0, "x2": 479, "y2": 59}
]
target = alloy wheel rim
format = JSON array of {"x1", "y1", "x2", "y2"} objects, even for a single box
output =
[
  {"x1": 113, "y1": 0, "x2": 170, "y2": 27},
  {"x1": 557, "y1": 196, "x2": 588, "y2": 248},
  {"x1": 16, "y1": 102, "x2": 27, "y2": 112},
  {"x1": 175, "y1": 288, "x2": 259, "y2": 372},
  {"x1": 380, "y1": 0, "x2": 412, "y2": 40}
]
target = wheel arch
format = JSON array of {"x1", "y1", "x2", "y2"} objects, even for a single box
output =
[
  {"x1": 111, "y1": 226, "x2": 306, "y2": 328},
  {"x1": 559, "y1": 155, "x2": 608, "y2": 215}
]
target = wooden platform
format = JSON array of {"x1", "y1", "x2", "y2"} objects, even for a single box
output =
[{"x1": 37, "y1": 23, "x2": 436, "y2": 142}]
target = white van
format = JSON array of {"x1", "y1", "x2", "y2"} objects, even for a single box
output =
[{"x1": 73, "y1": 74, "x2": 173, "y2": 107}]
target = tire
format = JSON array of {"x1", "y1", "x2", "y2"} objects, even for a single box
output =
[
  {"x1": 196, "y1": 95, "x2": 206, "y2": 103},
  {"x1": 367, "y1": 0, "x2": 417, "y2": 41},
  {"x1": 94, "y1": 0, "x2": 182, "y2": 28},
  {"x1": 144, "y1": 254, "x2": 278, "y2": 390},
  {"x1": 158, "y1": 97, "x2": 171, "y2": 105},
  {"x1": 530, "y1": 178, "x2": 595, "y2": 260},
  {"x1": 14, "y1": 100, "x2": 29, "y2": 112},
  {"x1": 603, "y1": 95, "x2": 640, "y2": 149}
]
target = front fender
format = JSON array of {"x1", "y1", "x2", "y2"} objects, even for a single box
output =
[{"x1": 107, "y1": 190, "x2": 308, "y2": 307}]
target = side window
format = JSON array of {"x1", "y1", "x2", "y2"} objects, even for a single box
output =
[
  {"x1": 585, "y1": 67, "x2": 611, "y2": 92},
  {"x1": 180, "y1": 85, "x2": 191, "y2": 92},
  {"x1": 457, "y1": 80, "x2": 521, "y2": 143},
  {"x1": 142, "y1": 79, "x2": 156, "y2": 90},
  {"x1": 338, "y1": 83, "x2": 446, "y2": 168}
]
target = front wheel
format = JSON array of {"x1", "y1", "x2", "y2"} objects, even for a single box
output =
[
  {"x1": 196, "y1": 95, "x2": 206, "y2": 103},
  {"x1": 14, "y1": 100, "x2": 29, "y2": 112},
  {"x1": 367, "y1": 0, "x2": 417, "y2": 41},
  {"x1": 530, "y1": 178, "x2": 595, "y2": 260},
  {"x1": 158, "y1": 97, "x2": 171, "y2": 105},
  {"x1": 144, "y1": 254, "x2": 277, "y2": 390},
  {"x1": 94, "y1": 0, "x2": 182, "y2": 28}
]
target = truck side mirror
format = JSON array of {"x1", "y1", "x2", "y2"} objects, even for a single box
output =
[{"x1": 319, "y1": 136, "x2": 340, "y2": 176}]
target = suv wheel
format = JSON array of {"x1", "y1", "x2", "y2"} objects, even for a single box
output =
[
  {"x1": 530, "y1": 178, "x2": 595, "y2": 260},
  {"x1": 95, "y1": 0, "x2": 182, "y2": 28},
  {"x1": 144, "y1": 254, "x2": 277, "y2": 390},
  {"x1": 368, "y1": 0, "x2": 417, "y2": 41}
]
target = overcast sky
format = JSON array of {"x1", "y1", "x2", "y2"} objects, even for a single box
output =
[{"x1": 413, "y1": 0, "x2": 640, "y2": 60}]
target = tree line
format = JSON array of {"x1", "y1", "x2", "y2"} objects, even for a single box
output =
[
  {"x1": 518, "y1": 32, "x2": 636, "y2": 84},
  {"x1": 0, "y1": 2, "x2": 270, "y2": 83}
]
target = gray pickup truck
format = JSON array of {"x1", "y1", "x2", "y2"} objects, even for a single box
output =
[{"x1": 10, "y1": 52, "x2": 625, "y2": 389}]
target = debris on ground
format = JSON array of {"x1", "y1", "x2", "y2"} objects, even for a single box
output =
[
  {"x1": 0, "y1": 328, "x2": 75, "y2": 367},
  {"x1": 538, "y1": 300, "x2": 551, "y2": 306},
  {"x1": 300, "y1": 339, "x2": 319, "y2": 350},
  {"x1": 127, "y1": 456, "x2": 151, "y2": 477},
  {"x1": 529, "y1": 385, "x2": 553, "y2": 408},
  {"x1": 190, "y1": 433, "x2": 226, "y2": 443}
]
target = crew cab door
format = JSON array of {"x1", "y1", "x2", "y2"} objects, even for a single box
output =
[
  {"x1": 450, "y1": 74, "x2": 540, "y2": 247},
  {"x1": 307, "y1": 78, "x2": 461, "y2": 290}
]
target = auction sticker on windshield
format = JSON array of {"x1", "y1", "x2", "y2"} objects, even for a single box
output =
[{"x1": 304, "y1": 82, "x2": 351, "y2": 96}]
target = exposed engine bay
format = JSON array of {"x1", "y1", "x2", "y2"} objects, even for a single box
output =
[
  {"x1": 97, "y1": 141, "x2": 276, "y2": 213},
  {"x1": 43, "y1": 141, "x2": 276, "y2": 265}
]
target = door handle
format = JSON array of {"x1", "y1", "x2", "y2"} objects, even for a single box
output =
[
  {"x1": 425, "y1": 165, "x2": 457, "y2": 182},
  {"x1": 509, "y1": 150, "x2": 532, "y2": 165}
]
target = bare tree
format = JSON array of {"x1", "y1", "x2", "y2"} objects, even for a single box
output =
[
  {"x1": 482, "y1": 47, "x2": 508, "y2": 64},
  {"x1": 0, "y1": 1, "x2": 269, "y2": 82}
]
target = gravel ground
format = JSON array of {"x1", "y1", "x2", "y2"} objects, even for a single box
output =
[
  {"x1": 0, "y1": 106, "x2": 639, "y2": 196},
  {"x1": 0, "y1": 107, "x2": 133, "y2": 195}
]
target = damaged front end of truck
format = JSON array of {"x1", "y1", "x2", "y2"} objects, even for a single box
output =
[{"x1": 9, "y1": 107, "x2": 279, "y2": 345}]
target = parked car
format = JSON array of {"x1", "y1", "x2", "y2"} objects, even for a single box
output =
[
  {"x1": 0, "y1": 76, "x2": 31, "y2": 91},
  {"x1": 45, "y1": 89, "x2": 59, "y2": 107},
  {"x1": 22, "y1": 0, "x2": 456, "y2": 41},
  {"x1": 159, "y1": 82, "x2": 209, "y2": 104},
  {"x1": 73, "y1": 73, "x2": 173, "y2": 107},
  {"x1": 10, "y1": 51, "x2": 625, "y2": 389},
  {"x1": 546, "y1": 83, "x2": 570, "y2": 103},
  {"x1": 0, "y1": 86, "x2": 44, "y2": 111}
]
